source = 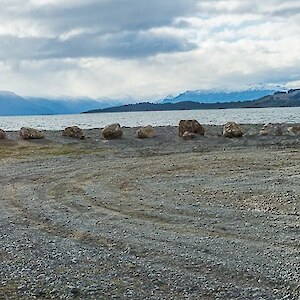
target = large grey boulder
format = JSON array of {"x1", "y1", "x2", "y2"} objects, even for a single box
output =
[
  {"x1": 63, "y1": 126, "x2": 85, "y2": 139},
  {"x1": 19, "y1": 127, "x2": 44, "y2": 140},
  {"x1": 178, "y1": 120, "x2": 205, "y2": 137},
  {"x1": 102, "y1": 123, "x2": 123, "y2": 139},
  {"x1": 0, "y1": 129, "x2": 6, "y2": 139},
  {"x1": 223, "y1": 122, "x2": 244, "y2": 138},
  {"x1": 136, "y1": 125, "x2": 156, "y2": 139}
]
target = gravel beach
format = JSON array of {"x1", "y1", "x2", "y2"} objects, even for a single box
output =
[{"x1": 0, "y1": 124, "x2": 299, "y2": 299}]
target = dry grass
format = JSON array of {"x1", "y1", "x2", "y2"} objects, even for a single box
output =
[{"x1": 0, "y1": 142, "x2": 109, "y2": 160}]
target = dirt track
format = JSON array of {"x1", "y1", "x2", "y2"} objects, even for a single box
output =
[{"x1": 0, "y1": 125, "x2": 299, "y2": 299}]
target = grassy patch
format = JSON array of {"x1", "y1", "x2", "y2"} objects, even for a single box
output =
[
  {"x1": 0, "y1": 283, "x2": 19, "y2": 297},
  {"x1": 0, "y1": 143, "x2": 109, "y2": 160}
]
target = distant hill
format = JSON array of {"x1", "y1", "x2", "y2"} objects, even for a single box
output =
[
  {"x1": 0, "y1": 91, "x2": 119, "y2": 116},
  {"x1": 1, "y1": 89, "x2": 299, "y2": 116},
  {"x1": 0, "y1": 91, "x2": 47, "y2": 116},
  {"x1": 161, "y1": 89, "x2": 276, "y2": 104},
  {"x1": 84, "y1": 89, "x2": 300, "y2": 113},
  {"x1": 25, "y1": 97, "x2": 112, "y2": 115},
  {"x1": 240, "y1": 89, "x2": 300, "y2": 108}
]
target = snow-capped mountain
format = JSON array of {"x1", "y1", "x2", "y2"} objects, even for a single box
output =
[
  {"x1": 0, "y1": 88, "x2": 285, "y2": 116},
  {"x1": 161, "y1": 89, "x2": 277, "y2": 104}
]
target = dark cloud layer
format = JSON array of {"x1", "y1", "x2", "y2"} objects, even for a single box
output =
[
  {"x1": 29, "y1": 0, "x2": 197, "y2": 33},
  {"x1": 0, "y1": 0, "x2": 199, "y2": 60},
  {"x1": 0, "y1": 32, "x2": 197, "y2": 60},
  {"x1": 1, "y1": 0, "x2": 299, "y2": 61}
]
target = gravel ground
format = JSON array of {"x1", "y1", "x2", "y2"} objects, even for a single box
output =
[{"x1": 0, "y1": 124, "x2": 299, "y2": 299}]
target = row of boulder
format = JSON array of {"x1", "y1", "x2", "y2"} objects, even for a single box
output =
[
  {"x1": 0, "y1": 124, "x2": 157, "y2": 140},
  {"x1": 179, "y1": 120, "x2": 245, "y2": 139},
  {"x1": 0, "y1": 127, "x2": 46, "y2": 140},
  {"x1": 64, "y1": 124, "x2": 157, "y2": 140},
  {"x1": 179, "y1": 120, "x2": 300, "y2": 139},
  {"x1": 0, "y1": 121, "x2": 300, "y2": 141}
]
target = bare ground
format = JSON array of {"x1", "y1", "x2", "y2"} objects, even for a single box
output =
[{"x1": 0, "y1": 125, "x2": 299, "y2": 299}]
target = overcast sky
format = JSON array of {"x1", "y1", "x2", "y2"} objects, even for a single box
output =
[{"x1": 0, "y1": 0, "x2": 300, "y2": 99}]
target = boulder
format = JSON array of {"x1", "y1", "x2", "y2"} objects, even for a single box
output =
[
  {"x1": 223, "y1": 122, "x2": 244, "y2": 138},
  {"x1": 19, "y1": 127, "x2": 44, "y2": 140},
  {"x1": 62, "y1": 126, "x2": 85, "y2": 139},
  {"x1": 178, "y1": 120, "x2": 205, "y2": 137},
  {"x1": 287, "y1": 125, "x2": 300, "y2": 135},
  {"x1": 102, "y1": 123, "x2": 123, "y2": 139},
  {"x1": 182, "y1": 131, "x2": 196, "y2": 140},
  {"x1": 136, "y1": 125, "x2": 156, "y2": 139},
  {"x1": 0, "y1": 129, "x2": 6, "y2": 139},
  {"x1": 259, "y1": 123, "x2": 283, "y2": 136}
]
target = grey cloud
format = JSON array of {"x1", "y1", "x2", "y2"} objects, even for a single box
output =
[
  {"x1": 196, "y1": 1, "x2": 257, "y2": 15},
  {"x1": 2, "y1": 0, "x2": 298, "y2": 62},
  {"x1": 196, "y1": 0, "x2": 300, "y2": 17},
  {"x1": 237, "y1": 66, "x2": 300, "y2": 87},
  {"x1": 47, "y1": 31, "x2": 198, "y2": 59},
  {"x1": 11, "y1": 0, "x2": 198, "y2": 34},
  {"x1": 0, "y1": 0, "x2": 199, "y2": 60},
  {"x1": 270, "y1": 7, "x2": 300, "y2": 17},
  {"x1": 0, "y1": 31, "x2": 197, "y2": 60}
]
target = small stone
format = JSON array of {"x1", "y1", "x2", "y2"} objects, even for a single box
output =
[
  {"x1": 69, "y1": 286, "x2": 80, "y2": 294},
  {"x1": 182, "y1": 131, "x2": 196, "y2": 140},
  {"x1": 259, "y1": 123, "x2": 283, "y2": 136},
  {"x1": 50, "y1": 289, "x2": 58, "y2": 294}
]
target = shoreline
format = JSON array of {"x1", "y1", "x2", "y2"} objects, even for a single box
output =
[
  {"x1": 1, "y1": 123, "x2": 300, "y2": 150},
  {"x1": 0, "y1": 124, "x2": 299, "y2": 298}
]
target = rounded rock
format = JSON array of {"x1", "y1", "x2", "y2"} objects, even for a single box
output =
[
  {"x1": 178, "y1": 120, "x2": 205, "y2": 137},
  {"x1": 287, "y1": 125, "x2": 300, "y2": 135},
  {"x1": 19, "y1": 127, "x2": 44, "y2": 140},
  {"x1": 136, "y1": 125, "x2": 156, "y2": 139},
  {"x1": 0, "y1": 129, "x2": 6, "y2": 139},
  {"x1": 101, "y1": 123, "x2": 123, "y2": 140},
  {"x1": 62, "y1": 126, "x2": 85, "y2": 139},
  {"x1": 223, "y1": 122, "x2": 244, "y2": 138}
]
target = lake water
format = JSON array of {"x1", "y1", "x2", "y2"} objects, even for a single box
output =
[{"x1": 0, "y1": 107, "x2": 300, "y2": 131}]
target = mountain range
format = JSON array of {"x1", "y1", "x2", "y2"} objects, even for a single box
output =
[
  {"x1": 0, "y1": 91, "x2": 120, "y2": 116},
  {"x1": 85, "y1": 89, "x2": 300, "y2": 113},
  {"x1": 161, "y1": 89, "x2": 276, "y2": 104},
  {"x1": 0, "y1": 88, "x2": 293, "y2": 116}
]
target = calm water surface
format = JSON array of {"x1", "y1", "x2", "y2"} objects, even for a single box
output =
[{"x1": 0, "y1": 107, "x2": 299, "y2": 131}]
